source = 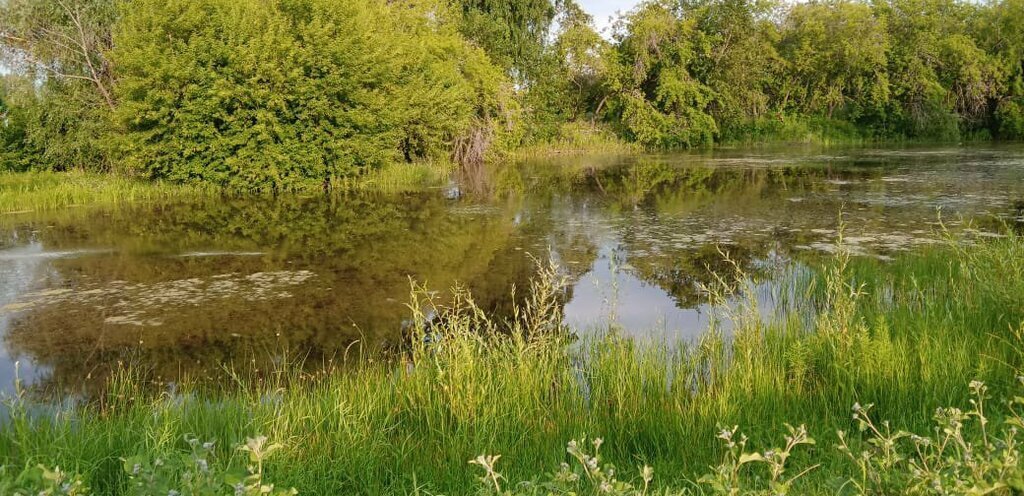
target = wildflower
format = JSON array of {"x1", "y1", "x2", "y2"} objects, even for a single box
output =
[
  {"x1": 168, "y1": 491, "x2": 181, "y2": 496},
  {"x1": 717, "y1": 428, "x2": 733, "y2": 441},
  {"x1": 234, "y1": 482, "x2": 246, "y2": 496},
  {"x1": 764, "y1": 449, "x2": 776, "y2": 459},
  {"x1": 586, "y1": 457, "x2": 599, "y2": 471},
  {"x1": 641, "y1": 465, "x2": 654, "y2": 483},
  {"x1": 599, "y1": 480, "x2": 613, "y2": 493},
  {"x1": 567, "y1": 440, "x2": 578, "y2": 451},
  {"x1": 196, "y1": 458, "x2": 209, "y2": 472},
  {"x1": 202, "y1": 441, "x2": 215, "y2": 450},
  {"x1": 132, "y1": 463, "x2": 142, "y2": 476},
  {"x1": 592, "y1": 437, "x2": 604, "y2": 450}
]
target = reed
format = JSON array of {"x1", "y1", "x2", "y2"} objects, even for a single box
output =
[{"x1": 0, "y1": 171, "x2": 216, "y2": 214}]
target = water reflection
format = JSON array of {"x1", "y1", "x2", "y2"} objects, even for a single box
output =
[{"x1": 2, "y1": 145, "x2": 1023, "y2": 397}]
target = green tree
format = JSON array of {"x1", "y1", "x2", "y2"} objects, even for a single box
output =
[
  {"x1": 684, "y1": 0, "x2": 784, "y2": 129},
  {"x1": 113, "y1": 0, "x2": 508, "y2": 190},
  {"x1": 457, "y1": 0, "x2": 557, "y2": 82},
  {"x1": 778, "y1": 0, "x2": 891, "y2": 120},
  {"x1": 516, "y1": 0, "x2": 610, "y2": 142},
  {"x1": 874, "y1": 0, "x2": 980, "y2": 138},
  {"x1": 604, "y1": 2, "x2": 717, "y2": 148},
  {"x1": 0, "y1": 0, "x2": 117, "y2": 171},
  {"x1": 977, "y1": 0, "x2": 1024, "y2": 138}
]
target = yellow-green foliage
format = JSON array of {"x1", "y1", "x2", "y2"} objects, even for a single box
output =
[
  {"x1": 0, "y1": 171, "x2": 213, "y2": 213},
  {"x1": 112, "y1": 0, "x2": 509, "y2": 191}
]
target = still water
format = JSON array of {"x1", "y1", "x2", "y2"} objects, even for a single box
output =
[{"x1": 2, "y1": 145, "x2": 1023, "y2": 396}]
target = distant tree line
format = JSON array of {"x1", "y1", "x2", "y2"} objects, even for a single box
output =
[{"x1": 0, "y1": 0, "x2": 1022, "y2": 189}]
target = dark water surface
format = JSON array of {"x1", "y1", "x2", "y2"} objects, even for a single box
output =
[{"x1": 2, "y1": 145, "x2": 1023, "y2": 396}]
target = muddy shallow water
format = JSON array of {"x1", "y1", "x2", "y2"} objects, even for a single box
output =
[{"x1": 2, "y1": 145, "x2": 1023, "y2": 396}]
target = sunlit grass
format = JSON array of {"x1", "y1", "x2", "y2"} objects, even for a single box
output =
[
  {"x1": 514, "y1": 122, "x2": 639, "y2": 157},
  {"x1": 0, "y1": 171, "x2": 216, "y2": 214},
  {"x1": 0, "y1": 162, "x2": 464, "y2": 214},
  {"x1": 0, "y1": 236, "x2": 1021, "y2": 494},
  {"x1": 348, "y1": 161, "x2": 455, "y2": 193}
]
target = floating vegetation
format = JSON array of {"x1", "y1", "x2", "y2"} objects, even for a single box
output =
[{"x1": 1, "y1": 271, "x2": 316, "y2": 327}]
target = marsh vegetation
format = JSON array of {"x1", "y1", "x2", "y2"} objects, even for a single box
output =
[
  {"x1": 1, "y1": 231, "x2": 1022, "y2": 494},
  {"x1": 1, "y1": 0, "x2": 1023, "y2": 493}
]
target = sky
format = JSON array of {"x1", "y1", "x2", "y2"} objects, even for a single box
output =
[{"x1": 578, "y1": 0, "x2": 643, "y2": 34}]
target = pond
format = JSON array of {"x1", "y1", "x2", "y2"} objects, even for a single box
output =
[{"x1": 2, "y1": 145, "x2": 1023, "y2": 397}]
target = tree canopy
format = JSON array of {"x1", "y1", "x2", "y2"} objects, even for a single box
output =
[{"x1": 1, "y1": 0, "x2": 1022, "y2": 188}]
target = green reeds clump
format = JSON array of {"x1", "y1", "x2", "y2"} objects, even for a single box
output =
[
  {"x1": 1, "y1": 162, "x2": 457, "y2": 214},
  {"x1": 513, "y1": 122, "x2": 639, "y2": 158},
  {"x1": 349, "y1": 161, "x2": 456, "y2": 193},
  {"x1": 0, "y1": 236, "x2": 1022, "y2": 494},
  {"x1": 0, "y1": 171, "x2": 216, "y2": 213}
]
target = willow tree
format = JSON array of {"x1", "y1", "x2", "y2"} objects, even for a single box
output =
[
  {"x1": 114, "y1": 0, "x2": 508, "y2": 190},
  {"x1": 680, "y1": 0, "x2": 784, "y2": 129},
  {"x1": 457, "y1": 0, "x2": 557, "y2": 82},
  {"x1": 604, "y1": 2, "x2": 717, "y2": 148},
  {"x1": 976, "y1": 0, "x2": 1024, "y2": 138},
  {"x1": 778, "y1": 0, "x2": 891, "y2": 121},
  {"x1": 0, "y1": 0, "x2": 117, "y2": 171}
]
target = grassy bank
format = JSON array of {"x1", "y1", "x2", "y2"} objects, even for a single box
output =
[
  {"x1": 1, "y1": 235, "x2": 1022, "y2": 494},
  {"x1": 513, "y1": 123, "x2": 640, "y2": 157},
  {"x1": 0, "y1": 164, "x2": 458, "y2": 214},
  {"x1": 0, "y1": 172, "x2": 218, "y2": 214}
]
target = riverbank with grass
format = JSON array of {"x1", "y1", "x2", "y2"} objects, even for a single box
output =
[
  {"x1": 0, "y1": 232, "x2": 1021, "y2": 495},
  {"x1": 0, "y1": 172, "x2": 218, "y2": 214},
  {"x1": 512, "y1": 123, "x2": 640, "y2": 158},
  {"x1": 0, "y1": 163, "x2": 458, "y2": 214}
]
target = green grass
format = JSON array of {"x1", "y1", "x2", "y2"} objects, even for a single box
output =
[
  {"x1": 0, "y1": 236, "x2": 1022, "y2": 494},
  {"x1": 0, "y1": 171, "x2": 217, "y2": 214},
  {"x1": 347, "y1": 161, "x2": 456, "y2": 193},
  {"x1": 514, "y1": 122, "x2": 639, "y2": 157},
  {"x1": 718, "y1": 116, "x2": 869, "y2": 147},
  {"x1": 0, "y1": 164, "x2": 458, "y2": 214}
]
